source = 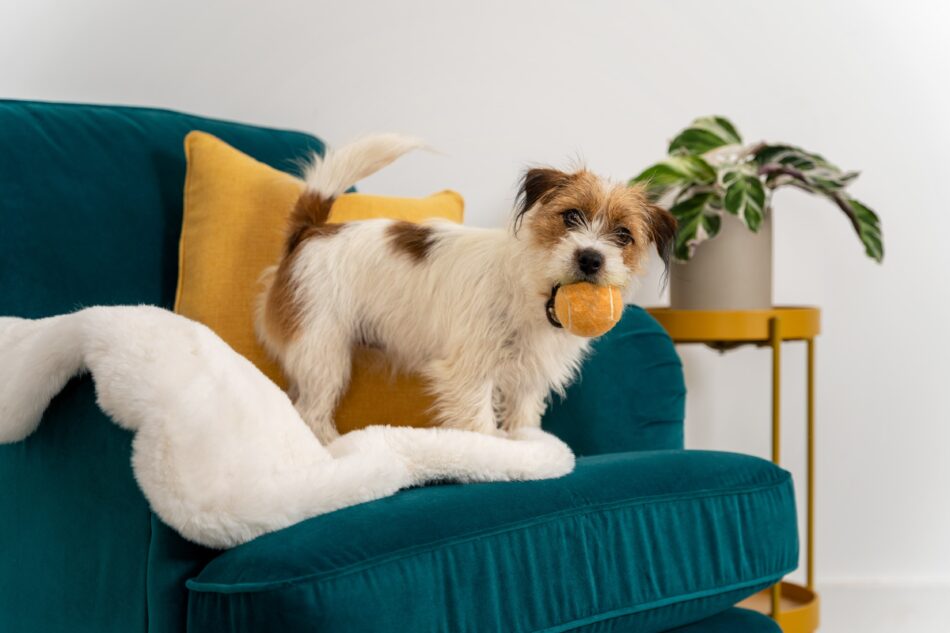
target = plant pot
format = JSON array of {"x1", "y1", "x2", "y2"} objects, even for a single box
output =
[{"x1": 670, "y1": 212, "x2": 773, "y2": 310}]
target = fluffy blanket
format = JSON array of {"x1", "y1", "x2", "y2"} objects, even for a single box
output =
[{"x1": 0, "y1": 306, "x2": 574, "y2": 548}]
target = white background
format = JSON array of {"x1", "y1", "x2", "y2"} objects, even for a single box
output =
[{"x1": 2, "y1": 1, "x2": 949, "y2": 629}]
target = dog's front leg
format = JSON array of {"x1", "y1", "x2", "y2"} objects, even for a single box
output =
[
  {"x1": 497, "y1": 382, "x2": 548, "y2": 432},
  {"x1": 423, "y1": 358, "x2": 498, "y2": 435}
]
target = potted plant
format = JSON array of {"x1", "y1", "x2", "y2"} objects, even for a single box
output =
[{"x1": 631, "y1": 116, "x2": 883, "y2": 310}]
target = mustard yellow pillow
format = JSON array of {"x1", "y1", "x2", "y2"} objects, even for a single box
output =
[{"x1": 175, "y1": 131, "x2": 463, "y2": 432}]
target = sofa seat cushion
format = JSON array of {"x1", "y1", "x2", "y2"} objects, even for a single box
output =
[{"x1": 186, "y1": 450, "x2": 797, "y2": 633}]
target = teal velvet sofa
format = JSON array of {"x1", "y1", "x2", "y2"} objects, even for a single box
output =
[{"x1": 0, "y1": 100, "x2": 796, "y2": 633}]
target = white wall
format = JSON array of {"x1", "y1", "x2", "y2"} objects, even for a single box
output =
[{"x1": 3, "y1": 0, "x2": 949, "y2": 593}]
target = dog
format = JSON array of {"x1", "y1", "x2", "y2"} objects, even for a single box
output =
[{"x1": 256, "y1": 135, "x2": 676, "y2": 444}]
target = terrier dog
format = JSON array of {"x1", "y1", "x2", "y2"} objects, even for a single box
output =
[{"x1": 257, "y1": 135, "x2": 675, "y2": 444}]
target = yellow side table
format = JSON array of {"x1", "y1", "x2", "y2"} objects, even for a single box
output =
[{"x1": 646, "y1": 307, "x2": 821, "y2": 633}]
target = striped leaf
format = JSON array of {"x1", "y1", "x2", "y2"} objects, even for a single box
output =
[
  {"x1": 668, "y1": 116, "x2": 743, "y2": 155},
  {"x1": 755, "y1": 144, "x2": 883, "y2": 261},
  {"x1": 629, "y1": 155, "x2": 716, "y2": 201},
  {"x1": 847, "y1": 198, "x2": 884, "y2": 262},
  {"x1": 755, "y1": 144, "x2": 858, "y2": 192},
  {"x1": 668, "y1": 192, "x2": 723, "y2": 261},
  {"x1": 721, "y1": 167, "x2": 767, "y2": 231}
]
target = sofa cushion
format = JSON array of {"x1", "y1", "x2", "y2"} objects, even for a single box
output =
[
  {"x1": 176, "y1": 131, "x2": 464, "y2": 433},
  {"x1": 186, "y1": 450, "x2": 797, "y2": 633}
]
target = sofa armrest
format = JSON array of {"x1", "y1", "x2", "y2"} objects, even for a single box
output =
[
  {"x1": 0, "y1": 99, "x2": 324, "y2": 633},
  {"x1": 542, "y1": 305, "x2": 686, "y2": 455}
]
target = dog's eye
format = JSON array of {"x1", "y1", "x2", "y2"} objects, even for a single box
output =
[
  {"x1": 613, "y1": 227, "x2": 634, "y2": 246},
  {"x1": 562, "y1": 209, "x2": 584, "y2": 228}
]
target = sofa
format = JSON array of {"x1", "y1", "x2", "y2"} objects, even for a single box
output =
[{"x1": 0, "y1": 100, "x2": 797, "y2": 632}]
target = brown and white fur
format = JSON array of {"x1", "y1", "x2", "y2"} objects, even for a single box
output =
[{"x1": 256, "y1": 135, "x2": 676, "y2": 444}]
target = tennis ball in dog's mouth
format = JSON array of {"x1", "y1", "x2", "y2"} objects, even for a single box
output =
[{"x1": 552, "y1": 282, "x2": 623, "y2": 338}]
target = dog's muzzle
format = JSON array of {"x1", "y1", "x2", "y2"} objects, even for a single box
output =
[{"x1": 546, "y1": 285, "x2": 562, "y2": 329}]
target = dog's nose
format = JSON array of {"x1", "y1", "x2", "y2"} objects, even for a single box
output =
[{"x1": 576, "y1": 248, "x2": 604, "y2": 275}]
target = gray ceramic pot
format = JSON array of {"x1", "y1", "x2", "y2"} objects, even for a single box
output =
[{"x1": 669, "y1": 212, "x2": 772, "y2": 310}]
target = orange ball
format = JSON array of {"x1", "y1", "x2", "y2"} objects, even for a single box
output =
[{"x1": 553, "y1": 282, "x2": 623, "y2": 338}]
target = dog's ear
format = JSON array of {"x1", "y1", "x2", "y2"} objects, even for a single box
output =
[
  {"x1": 647, "y1": 203, "x2": 677, "y2": 276},
  {"x1": 514, "y1": 167, "x2": 571, "y2": 231}
]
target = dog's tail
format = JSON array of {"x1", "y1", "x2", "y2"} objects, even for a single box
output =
[{"x1": 285, "y1": 134, "x2": 425, "y2": 254}]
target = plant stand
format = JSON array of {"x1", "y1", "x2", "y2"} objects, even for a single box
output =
[{"x1": 646, "y1": 306, "x2": 821, "y2": 633}]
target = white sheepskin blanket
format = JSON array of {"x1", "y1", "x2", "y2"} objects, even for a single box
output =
[{"x1": 0, "y1": 306, "x2": 574, "y2": 548}]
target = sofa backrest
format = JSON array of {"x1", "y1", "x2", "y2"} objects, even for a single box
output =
[
  {"x1": 543, "y1": 304, "x2": 685, "y2": 455},
  {"x1": 0, "y1": 100, "x2": 326, "y2": 633}
]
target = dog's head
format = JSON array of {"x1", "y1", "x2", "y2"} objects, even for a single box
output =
[{"x1": 513, "y1": 167, "x2": 676, "y2": 289}]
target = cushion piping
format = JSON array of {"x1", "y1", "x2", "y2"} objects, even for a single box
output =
[{"x1": 186, "y1": 473, "x2": 791, "y2": 594}]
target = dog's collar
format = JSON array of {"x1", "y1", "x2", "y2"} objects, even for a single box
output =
[{"x1": 545, "y1": 285, "x2": 562, "y2": 329}]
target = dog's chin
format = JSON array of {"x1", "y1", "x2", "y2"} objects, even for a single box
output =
[
  {"x1": 543, "y1": 275, "x2": 599, "y2": 295},
  {"x1": 575, "y1": 273, "x2": 602, "y2": 285}
]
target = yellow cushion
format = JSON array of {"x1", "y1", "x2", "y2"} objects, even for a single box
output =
[{"x1": 175, "y1": 131, "x2": 463, "y2": 433}]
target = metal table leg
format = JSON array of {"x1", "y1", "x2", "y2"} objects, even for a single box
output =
[
  {"x1": 770, "y1": 317, "x2": 782, "y2": 618},
  {"x1": 806, "y1": 337, "x2": 815, "y2": 591}
]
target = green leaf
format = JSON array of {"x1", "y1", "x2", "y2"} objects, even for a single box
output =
[
  {"x1": 721, "y1": 168, "x2": 767, "y2": 231},
  {"x1": 668, "y1": 192, "x2": 723, "y2": 261},
  {"x1": 629, "y1": 155, "x2": 716, "y2": 201},
  {"x1": 754, "y1": 144, "x2": 856, "y2": 193},
  {"x1": 754, "y1": 144, "x2": 883, "y2": 261},
  {"x1": 669, "y1": 129, "x2": 727, "y2": 156},
  {"x1": 668, "y1": 116, "x2": 742, "y2": 155},
  {"x1": 847, "y1": 198, "x2": 884, "y2": 262},
  {"x1": 755, "y1": 144, "x2": 818, "y2": 170}
]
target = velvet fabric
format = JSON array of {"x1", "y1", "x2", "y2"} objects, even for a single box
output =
[
  {"x1": 186, "y1": 451, "x2": 796, "y2": 633},
  {"x1": 0, "y1": 100, "x2": 322, "y2": 633},
  {"x1": 543, "y1": 304, "x2": 686, "y2": 455},
  {"x1": 666, "y1": 608, "x2": 782, "y2": 633},
  {"x1": 0, "y1": 100, "x2": 797, "y2": 633}
]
